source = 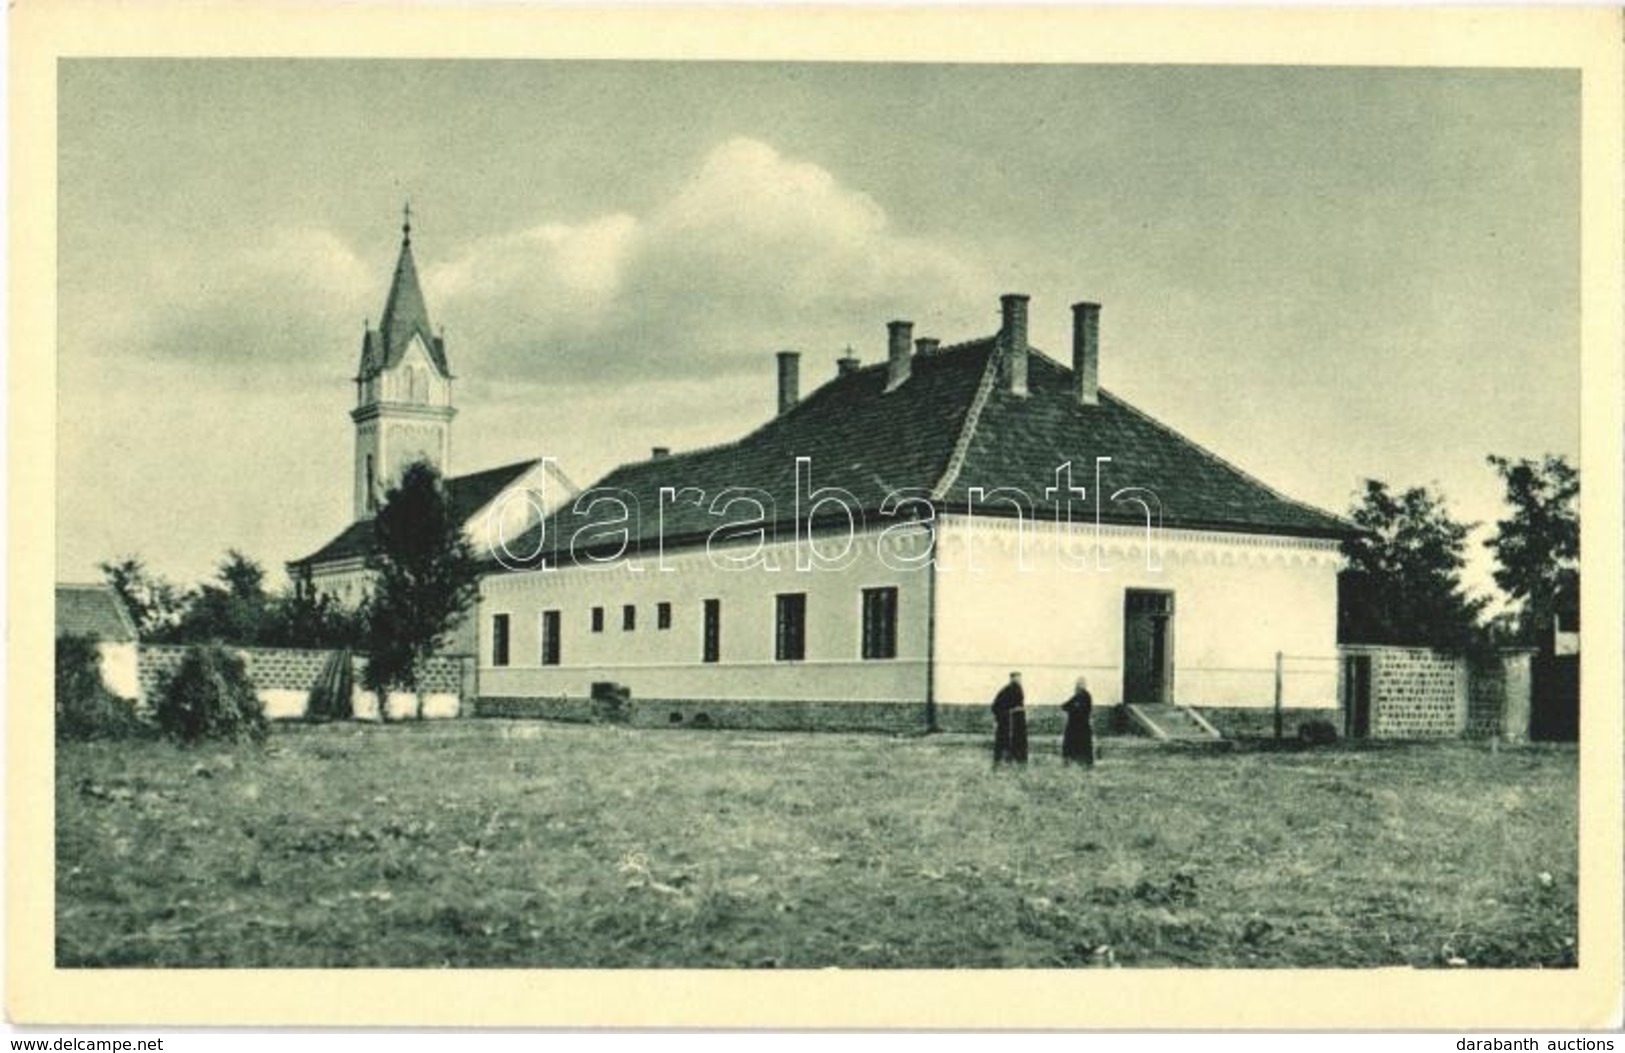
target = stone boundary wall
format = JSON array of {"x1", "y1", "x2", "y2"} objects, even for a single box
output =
[
  {"x1": 1339, "y1": 645, "x2": 1533, "y2": 741},
  {"x1": 138, "y1": 645, "x2": 331, "y2": 700},
  {"x1": 138, "y1": 645, "x2": 466, "y2": 721},
  {"x1": 1370, "y1": 648, "x2": 1464, "y2": 738}
]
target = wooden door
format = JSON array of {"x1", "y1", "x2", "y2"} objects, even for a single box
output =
[
  {"x1": 1123, "y1": 589, "x2": 1175, "y2": 704},
  {"x1": 1344, "y1": 654, "x2": 1372, "y2": 738}
]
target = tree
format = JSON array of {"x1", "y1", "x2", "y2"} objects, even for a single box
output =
[
  {"x1": 154, "y1": 643, "x2": 267, "y2": 745},
  {"x1": 1484, "y1": 454, "x2": 1579, "y2": 648},
  {"x1": 99, "y1": 556, "x2": 187, "y2": 640},
  {"x1": 363, "y1": 460, "x2": 481, "y2": 719},
  {"x1": 56, "y1": 633, "x2": 150, "y2": 741},
  {"x1": 1338, "y1": 479, "x2": 1488, "y2": 650},
  {"x1": 180, "y1": 549, "x2": 275, "y2": 643},
  {"x1": 266, "y1": 589, "x2": 369, "y2": 651}
]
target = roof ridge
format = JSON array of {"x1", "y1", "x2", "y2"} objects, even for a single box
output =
[
  {"x1": 932, "y1": 334, "x2": 996, "y2": 357},
  {"x1": 606, "y1": 435, "x2": 742, "y2": 479},
  {"x1": 1100, "y1": 389, "x2": 1353, "y2": 529},
  {"x1": 543, "y1": 458, "x2": 583, "y2": 497},
  {"x1": 450, "y1": 456, "x2": 541, "y2": 483},
  {"x1": 930, "y1": 337, "x2": 1004, "y2": 501}
]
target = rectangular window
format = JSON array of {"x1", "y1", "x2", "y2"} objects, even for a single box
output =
[
  {"x1": 540, "y1": 610, "x2": 561, "y2": 666},
  {"x1": 861, "y1": 587, "x2": 899, "y2": 660},
  {"x1": 657, "y1": 601, "x2": 672, "y2": 630},
  {"x1": 702, "y1": 599, "x2": 721, "y2": 663},
  {"x1": 775, "y1": 593, "x2": 807, "y2": 662},
  {"x1": 591, "y1": 606, "x2": 604, "y2": 633},
  {"x1": 491, "y1": 613, "x2": 510, "y2": 667},
  {"x1": 623, "y1": 604, "x2": 636, "y2": 631}
]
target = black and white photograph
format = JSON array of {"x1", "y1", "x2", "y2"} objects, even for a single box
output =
[{"x1": 13, "y1": 1, "x2": 1622, "y2": 1032}]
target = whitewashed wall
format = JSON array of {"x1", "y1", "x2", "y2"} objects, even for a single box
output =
[
  {"x1": 932, "y1": 515, "x2": 1341, "y2": 709},
  {"x1": 465, "y1": 459, "x2": 578, "y2": 563},
  {"x1": 305, "y1": 559, "x2": 374, "y2": 606},
  {"x1": 478, "y1": 526, "x2": 931, "y2": 703},
  {"x1": 257, "y1": 687, "x2": 459, "y2": 721},
  {"x1": 98, "y1": 641, "x2": 141, "y2": 702}
]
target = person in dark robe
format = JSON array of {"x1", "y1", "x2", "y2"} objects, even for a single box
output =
[
  {"x1": 1061, "y1": 676, "x2": 1095, "y2": 767},
  {"x1": 991, "y1": 671, "x2": 1028, "y2": 765}
]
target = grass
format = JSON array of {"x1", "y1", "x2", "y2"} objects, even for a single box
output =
[{"x1": 56, "y1": 720, "x2": 1577, "y2": 968}]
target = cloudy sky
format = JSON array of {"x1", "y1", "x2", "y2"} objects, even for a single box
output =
[{"x1": 56, "y1": 60, "x2": 1579, "y2": 597}]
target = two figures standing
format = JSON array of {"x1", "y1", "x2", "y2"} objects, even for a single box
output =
[{"x1": 991, "y1": 671, "x2": 1095, "y2": 767}]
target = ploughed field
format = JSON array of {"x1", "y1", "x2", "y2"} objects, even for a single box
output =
[{"x1": 57, "y1": 721, "x2": 1577, "y2": 968}]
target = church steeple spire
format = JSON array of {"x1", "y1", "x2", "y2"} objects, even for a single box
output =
[
  {"x1": 351, "y1": 207, "x2": 457, "y2": 520},
  {"x1": 376, "y1": 204, "x2": 444, "y2": 374}
]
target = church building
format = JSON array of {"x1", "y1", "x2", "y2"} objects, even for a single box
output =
[
  {"x1": 288, "y1": 212, "x2": 576, "y2": 607},
  {"x1": 475, "y1": 293, "x2": 1358, "y2": 734}
]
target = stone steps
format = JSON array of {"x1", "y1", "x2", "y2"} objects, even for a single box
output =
[{"x1": 1125, "y1": 703, "x2": 1224, "y2": 742}]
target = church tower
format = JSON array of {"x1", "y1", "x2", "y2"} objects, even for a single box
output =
[{"x1": 352, "y1": 206, "x2": 456, "y2": 520}]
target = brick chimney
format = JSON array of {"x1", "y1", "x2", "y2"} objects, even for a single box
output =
[
  {"x1": 775, "y1": 350, "x2": 801, "y2": 416},
  {"x1": 1072, "y1": 302, "x2": 1101, "y2": 406},
  {"x1": 1001, "y1": 293, "x2": 1030, "y2": 396},
  {"x1": 836, "y1": 347, "x2": 860, "y2": 377},
  {"x1": 915, "y1": 337, "x2": 940, "y2": 357},
  {"x1": 651, "y1": 446, "x2": 670, "y2": 460},
  {"x1": 885, "y1": 320, "x2": 914, "y2": 392}
]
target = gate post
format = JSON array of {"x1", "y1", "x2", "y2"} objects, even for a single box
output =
[{"x1": 1273, "y1": 650, "x2": 1284, "y2": 740}]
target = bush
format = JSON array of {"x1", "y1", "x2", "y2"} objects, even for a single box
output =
[
  {"x1": 154, "y1": 643, "x2": 268, "y2": 745},
  {"x1": 55, "y1": 634, "x2": 149, "y2": 741}
]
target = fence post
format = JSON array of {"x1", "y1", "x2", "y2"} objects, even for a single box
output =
[{"x1": 1273, "y1": 651, "x2": 1284, "y2": 740}]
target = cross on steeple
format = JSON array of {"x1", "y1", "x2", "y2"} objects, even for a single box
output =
[{"x1": 401, "y1": 201, "x2": 413, "y2": 244}]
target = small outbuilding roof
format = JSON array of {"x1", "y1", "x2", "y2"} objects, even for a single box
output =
[{"x1": 56, "y1": 583, "x2": 139, "y2": 642}]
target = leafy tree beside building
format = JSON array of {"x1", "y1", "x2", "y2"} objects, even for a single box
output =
[
  {"x1": 1484, "y1": 454, "x2": 1579, "y2": 650},
  {"x1": 98, "y1": 556, "x2": 188, "y2": 641},
  {"x1": 1337, "y1": 479, "x2": 1488, "y2": 650},
  {"x1": 100, "y1": 550, "x2": 366, "y2": 650},
  {"x1": 363, "y1": 460, "x2": 482, "y2": 719},
  {"x1": 183, "y1": 549, "x2": 274, "y2": 643}
]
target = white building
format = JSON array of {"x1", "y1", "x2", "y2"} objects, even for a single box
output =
[
  {"x1": 55, "y1": 583, "x2": 142, "y2": 702},
  {"x1": 476, "y1": 294, "x2": 1354, "y2": 733}
]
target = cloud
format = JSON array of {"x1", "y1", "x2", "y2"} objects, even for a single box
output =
[
  {"x1": 66, "y1": 138, "x2": 990, "y2": 392},
  {"x1": 426, "y1": 137, "x2": 992, "y2": 387},
  {"x1": 61, "y1": 226, "x2": 375, "y2": 378}
]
